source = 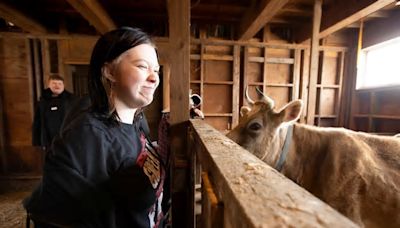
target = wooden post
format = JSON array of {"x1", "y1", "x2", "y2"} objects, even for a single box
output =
[
  {"x1": 243, "y1": 47, "x2": 249, "y2": 105},
  {"x1": 336, "y1": 51, "x2": 345, "y2": 126},
  {"x1": 32, "y1": 39, "x2": 43, "y2": 101},
  {"x1": 168, "y1": 0, "x2": 191, "y2": 227},
  {"x1": 0, "y1": 89, "x2": 6, "y2": 173},
  {"x1": 262, "y1": 26, "x2": 269, "y2": 95},
  {"x1": 200, "y1": 45, "x2": 205, "y2": 113},
  {"x1": 300, "y1": 49, "x2": 310, "y2": 123},
  {"x1": 306, "y1": 0, "x2": 323, "y2": 125},
  {"x1": 201, "y1": 172, "x2": 224, "y2": 228},
  {"x1": 41, "y1": 38, "x2": 50, "y2": 87},
  {"x1": 293, "y1": 49, "x2": 301, "y2": 100},
  {"x1": 25, "y1": 38, "x2": 35, "y2": 120},
  {"x1": 232, "y1": 45, "x2": 240, "y2": 128},
  {"x1": 347, "y1": 47, "x2": 359, "y2": 130},
  {"x1": 168, "y1": 0, "x2": 190, "y2": 124},
  {"x1": 162, "y1": 64, "x2": 170, "y2": 111},
  {"x1": 317, "y1": 51, "x2": 325, "y2": 126}
]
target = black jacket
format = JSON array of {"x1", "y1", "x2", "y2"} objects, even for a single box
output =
[
  {"x1": 24, "y1": 111, "x2": 166, "y2": 227},
  {"x1": 32, "y1": 88, "x2": 76, "y2": 147}
]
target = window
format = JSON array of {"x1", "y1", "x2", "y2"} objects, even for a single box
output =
[{"x1": 356, "y1": 37, "x2": 400, "y2": 89}]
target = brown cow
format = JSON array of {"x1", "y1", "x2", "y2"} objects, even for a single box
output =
[{"x1": 227, "y1": 88, "x2": 400, "y2": 228}]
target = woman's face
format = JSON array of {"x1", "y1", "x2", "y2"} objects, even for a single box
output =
[{"x1": 110, "y1": 44, "x2": 160, "y2": 109}]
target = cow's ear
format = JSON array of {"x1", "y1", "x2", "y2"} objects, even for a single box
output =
[
  {"x1": 240, "y1": 106, "x2": 251, "y2": 117},
  {"x1": 280, "y1": 100, "x2": 303, "y2": 123}
]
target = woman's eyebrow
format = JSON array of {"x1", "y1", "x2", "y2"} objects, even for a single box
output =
[{"x1": 131, "y1": 59, "x2": 160, "y2": 69}]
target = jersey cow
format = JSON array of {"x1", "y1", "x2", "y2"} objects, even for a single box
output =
[{"x1": 227, "y1": 88, "x2": 400, "y2": 228}]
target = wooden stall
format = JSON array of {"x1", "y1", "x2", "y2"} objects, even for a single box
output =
[
  {"x1": 190, "y1": 38, "x2": 348, "y2": 132},
  {"x1": 189, "y1": 119, "x2": 358, "y2": 228}
]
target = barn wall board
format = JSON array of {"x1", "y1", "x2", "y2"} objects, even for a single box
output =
[
  {"x1": 191, "y1": 36, "x2": 348, "y2": 132},
  {"x1": 0, "y1": 37, "x2": 42, "y2": 174}
]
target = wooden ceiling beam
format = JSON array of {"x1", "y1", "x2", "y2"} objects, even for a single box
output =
[
  {"x1": 191, "y1": 3, "x2": 245, "y2": 15},
  {"x1": 319, "y1": 0, "x2": 395, "y2": 38},
  {"x1": 0, "y1": 2, "x2": 46, "y2": 34},
  {"x1": 66, "y1": 0, "x2": 116, "y2": 34},
  {"x1": 237, "y1": 0, "x2": 289, "y2": 40},
  {"x1": 368, "y1": 10, "x2": 391, "y2": 18},
  {"x1": 281, "y1": 6, "x2": 313, "y2": 16},
  {"x1": 295, "y1": 0, "x2": 395, "y2": 42}
]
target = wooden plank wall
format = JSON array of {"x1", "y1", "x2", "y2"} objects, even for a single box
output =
[
  {"x1": 190, "y1": 42, "x2": 240, "y2": 132},
  {"x1": 0, "y1": 37, "x2": 42, "y2": 174},
  {"x1": 190, "y1": 38, "x2": 348, "y2": 132}
]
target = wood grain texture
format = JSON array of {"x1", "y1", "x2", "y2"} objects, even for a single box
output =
[
  {"x1": 65, "y1": 0, "x2": 116, "y2": 34},
  {"x1": 306, "y1": 0, "x2": 322, "y2": 125},
  {"x1": 190, "y1": 119, "x2": 358, "y2": 228}
]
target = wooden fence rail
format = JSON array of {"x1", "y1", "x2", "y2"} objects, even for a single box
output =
[{"x1": 189, "y1": 119, "x2": 358, "y2": 228}]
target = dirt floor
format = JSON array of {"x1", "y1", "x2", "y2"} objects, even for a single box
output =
[
  {"x1": 0, "y1": 175, "x2": 39, "y2": 228},
  {"x1": 0, "y1": 191, "x2": 31, "y2": 228}
]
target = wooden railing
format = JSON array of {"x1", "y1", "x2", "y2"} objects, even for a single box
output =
[{"x1": 189, "y1": 119, "x2": 358, "y2": 228}]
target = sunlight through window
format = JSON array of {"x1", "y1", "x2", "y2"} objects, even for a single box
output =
[{"x1": 356, "y1": 37, "x2": 400, "y2": 89}]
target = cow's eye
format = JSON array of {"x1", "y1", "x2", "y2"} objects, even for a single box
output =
[{"x1": 248, "y1": 122, "x2": 262, "y2": 131}]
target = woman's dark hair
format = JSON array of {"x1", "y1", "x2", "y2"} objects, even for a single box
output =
[{"x1": 88, "y1": 27, "x2": 155, "y2": 122}]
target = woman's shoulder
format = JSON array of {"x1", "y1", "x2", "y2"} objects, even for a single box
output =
[{"x1": 62, "y1": 111, "x2": 116, "y2": 141}]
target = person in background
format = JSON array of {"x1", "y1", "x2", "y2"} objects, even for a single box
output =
[
  {"x1": 189, "y1": 93, "x2": 204, "y2": 119},
  {"x1": 24, "y1": 27, "x2": 168, "y2": 228},
  {"x1": 32, "y1": 75, "x2": 76, "y2": 149}
]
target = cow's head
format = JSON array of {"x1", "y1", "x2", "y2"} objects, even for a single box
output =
[{"x1": 227, "y1": 87, "x2": 303, "y2": 166}]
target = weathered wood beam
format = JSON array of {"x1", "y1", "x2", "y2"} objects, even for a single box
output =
[
  {"x1": 237, "y1": 0, "x2": 289, "y2": 40},
  {"x1": 368, "y1": 10, "x2": 391, "y2": 18},
  {"x1": 0, "y1": 2, "x2": 46, "y2": 34},
  {"x1": 191, "y1": 3, "x2": 245, "y2": 15},
  {"x1": 281, "y1": 5, "x2": 313, "y2": 16},
  {"x1": 306, "y1": 0, "x2": 323, "y2": 125},
  {"x1": 295, "y1": 0, "x2": 395, "y2": 42},
  {"x1": 168, "y1": 1, "x2": 190, "y2": 124},
  {"x1": 190, "y1": 120, "x2": 358, "y2": 227},
  {"x1": 65, "y1": 0, "x2": 116, "y2": 34},
  {"x1": 0, "y1": 91, "x2": 6, "y2": 173},
  {"x1": 168, "y1": 0, "x2": 191, "y2": 227},
  {"x1": 319, "y1": 0, "x2": 395, "y2": 38}
]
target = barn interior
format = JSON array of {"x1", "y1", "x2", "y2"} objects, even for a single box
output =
[{"x1": 0, "y1": 0, "x2": 399, "y2": 227}]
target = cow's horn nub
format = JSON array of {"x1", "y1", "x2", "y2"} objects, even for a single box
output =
[
  {"x1": 256, "y1": 87, "x2": 275, "y2": 109},
  {"x1": 245, "y1": 86, "x2": 255, "y2": 105}
]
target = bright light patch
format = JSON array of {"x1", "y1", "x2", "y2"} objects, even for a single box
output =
[{"x1": 356, "y1": 37, "x2": 400, "y2": 89}]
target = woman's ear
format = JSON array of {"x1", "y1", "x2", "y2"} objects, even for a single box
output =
[{"x1": 102, "y1": 63, "x2": 116, "y2": 82}]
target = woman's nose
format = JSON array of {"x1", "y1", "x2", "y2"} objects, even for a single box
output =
[{"x1": 147, "y1": 72, "x2": 159, "y2": 84}]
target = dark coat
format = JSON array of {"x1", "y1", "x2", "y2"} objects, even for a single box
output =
[
  {"x1": 24, "y1": 111, "x2": 166, "y2": 227},
  {"x1": 32, "y1": 88, "x2": 76, "y2": 147}
]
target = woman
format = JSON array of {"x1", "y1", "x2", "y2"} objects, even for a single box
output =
[{"x1": 24, "y1": 27, "x2": 167, "y2": 228}]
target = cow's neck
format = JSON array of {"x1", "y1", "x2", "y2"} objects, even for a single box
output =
[
  {"x1": 275, "y1": 124, "x2": 293, "y2": 171},
  {"x1": 262, "y1": 124, "x2": 291, "y2": 167},
  {"x1": 281, "y1": 123, "x2": 328, "y2": 189}
]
